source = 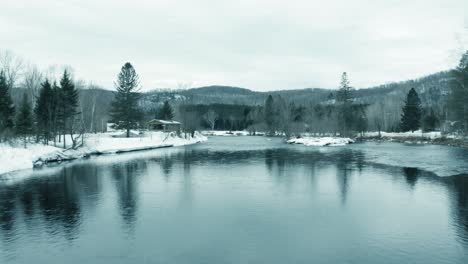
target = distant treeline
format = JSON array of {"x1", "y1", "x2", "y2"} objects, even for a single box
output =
[{"x1": 2, "y1": 49, "x2": 468, "y2": 147}]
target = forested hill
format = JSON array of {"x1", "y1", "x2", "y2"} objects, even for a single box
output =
[
  {"x1": 10, "y1": 70, "x2": 453, "y2": 132},
  {"x1": 11, "y1": 70, "x2": 451, "y2": 109},
  {"x1": 140, "y1": 70, "x2": 451, "y2": 107}
]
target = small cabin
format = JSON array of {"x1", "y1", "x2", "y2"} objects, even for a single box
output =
[{"x1": 148, "y1": 119, "x2": 181, "y2": 132}]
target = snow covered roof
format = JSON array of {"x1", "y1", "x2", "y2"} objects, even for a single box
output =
[{"x1": 148, "y1": 119, "x2": 181, "y2": 125}]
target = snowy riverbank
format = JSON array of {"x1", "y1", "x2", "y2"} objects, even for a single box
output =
[
  {"x1": 202, "y1": 130, "x2": 251, "y2": 136},
  {"x1": 0, "y1": 131, "x2": 207, "y2": 175},
  {"x1": 287, "y1": 137, "x2": 354, "y2": 146},
  {"x1": 361, "y1": 130, "x2": 468, "y2": 147},
  {"x1": 362, "y1": 130, "x2": 454, "y2": 140}
]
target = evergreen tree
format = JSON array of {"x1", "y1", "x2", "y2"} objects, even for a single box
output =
[
  {"x1": 264, "y1": 95, "x2": 275, "y2": 135},
  {"x1": 0, "y1": 70, "x2": 15, "y2": 141},
  {"x1": 336, "y1": 72, "x2": 354, "y2": 136},
  {"x1": 337, "y1": 72, "x2": 352, "y2": 102},
  {"x1": 51, "y1": 81, "x2": 62, "y2": 145},
  {"x1": 59, "y1": 70, "x2": 79, "y2": 148},
  {"x1": 353, "y1": 104, "x2": 368, "y2": 137},
  {"x1": 34, "y1": 79, "x2": 54, "y2": 144},
  {"x1": 157, "y1": 100, "x2": 174, "y2": 120},
  {"x1": 422, "y1": 109, "x2": 439, "y2": 132},
  {"x1": 109, "y1": 62, "x2": 142, "y2": 137},
  {"x1": 400, "y1": 88, "x2": 422, "y2": 132},
  {"x1": 15, "y1": 93, "x2": 33, "y2": 144},
  {"x1": 449, "y1": 51, "x2": 468, "y2": 132}
]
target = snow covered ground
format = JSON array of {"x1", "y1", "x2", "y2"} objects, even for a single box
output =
[
  {"x1": 0, "y1": 131, "x2": 207, "y2": 175},
  {"x1": 287, "y1": 137, "x2": 354, "y2": 146},
  {"x1": 0, "y1": 143, "x2": 61, "y2": 175},
  {"x1": 363, "y1": 130, "x2": 457, "y2": 140},
  {"x1": 82, "y1": 131, "x2": 206, "y2": 153},
  {"x1": 202, "y1": 130, "x2": 250, "y2": 136}
]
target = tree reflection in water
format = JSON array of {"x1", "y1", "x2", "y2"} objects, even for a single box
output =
[{"x1": 0, "y1": 139, "x2": 468, "y2": 263}]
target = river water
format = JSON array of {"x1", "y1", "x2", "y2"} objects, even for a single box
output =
[{"x1": 0, "y1": 136, "x2": 468, "y2": 263}]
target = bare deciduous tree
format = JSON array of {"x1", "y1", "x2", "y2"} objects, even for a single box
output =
[
  {"x1": 203, "y1": 110, "x2": 218, "y2": 130},
  {"x1": 23, "y1": 64, "x2": 43, "y2": 107},
  {"x1": 0, "y1": 50, "x2": 24, "y2": 89}
]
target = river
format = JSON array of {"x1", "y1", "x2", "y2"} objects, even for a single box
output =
[{"x1": 0, "y1": 136, "x2": 467, "y2": 263}]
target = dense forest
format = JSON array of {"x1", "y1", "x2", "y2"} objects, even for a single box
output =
[{"x1": 1, "y1": 49, "x2": 468, "y2": 146}]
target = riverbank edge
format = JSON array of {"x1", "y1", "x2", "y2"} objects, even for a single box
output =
[
  {"x1": 32, "y1": 144, "x2": 176, "y2": 166},
  {"x1": 357, "y1": 136, "x2": 468, "y2": 148},
  {"x1": 1, "y1": 136, "x2": 207, "y2": 177}
]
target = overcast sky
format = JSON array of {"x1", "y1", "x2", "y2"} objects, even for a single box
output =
[{"x1": 1, "y1": 0, "x2": 468, "y2": 91}]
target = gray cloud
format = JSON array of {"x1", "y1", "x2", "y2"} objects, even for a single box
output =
[{"x1": 1, "y1": 0, "x2": 467, "y2": 91}]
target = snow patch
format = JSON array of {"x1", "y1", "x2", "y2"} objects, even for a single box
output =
[
  {"x1": 0, "y1": 131, "x2": 207, "y2": 176},
  {"x1": 363, "y1": 130, "x2": 454, "y2": 139},
  {"x1": 0, "y1": 143, "x2": 61, "y2": 175},
  {"x1": 202, "y1": 130, "x2": 250, "y2": 136},
  {"x1": 287, "y1": 137, "x2": 354, "y2": 146}
]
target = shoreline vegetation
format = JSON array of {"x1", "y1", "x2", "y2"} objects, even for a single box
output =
[
  {"x1": 202, "y1": 129, "x2": 468, "y2": 148},
  {"x1": 359, "y1": 134, "x2": 468, "y2": 148}
]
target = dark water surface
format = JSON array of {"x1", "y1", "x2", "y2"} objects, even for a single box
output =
[{"x1": 1, "y1": 137, "x2": 468, "y2": 263}]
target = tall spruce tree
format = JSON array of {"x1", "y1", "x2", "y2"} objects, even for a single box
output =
[
  {"x1": 59, "y1": 70, "x2": 79, "y2": 148},
  {"x1": 15, "y1": 93, "x2": 33, "y2": 145},
  {"x1": 400, "y1": 88, "x2": 422, "y2": 132},
  {"x1": 52, "y1": 81, "x2": 61, "y2": 145},
  {"x1": 337, "y1": 72, "x2": 352, "y2": 102},
  {"x1": 336, "y1": 72, "x2": 354, "y2": 136},
  {"x1": 449, "y1": 51, "x2": 468, "y2": 132},
  {"x1": 264, "y1": 95, "x2": 275, "y2": 135},
  {"x1": 423, "y1": 108, "x2": 439, "y2": 132},
  {"x1": 109, "y1": 62, "x2": 142, "y2": 137},
  {"x1": 34, "y1": 79, "x2": 54, "y2": 144},
  {"x1": 0, "y1": 70, "x2": 15, "y2": 141},
  {"x1": 158, "y1": 100, "x2": 174, "y2": 120}
]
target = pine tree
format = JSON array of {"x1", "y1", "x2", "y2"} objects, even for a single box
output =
[
  {"x1": 59, "y1": 70, "x2": 79, "y2": 148},
  {"x1": 51, "y1": 81, "x2": 62, "y2": 146},
  {"x1": 337, "y1": 72, "x2": 352, "y2": 102},
  {"x1": 0, "y1": 70, "x2": 15, "y2": 141},
  {"x1": 353, "y1": 104, "x2": 368, "y2": 137},
  {"x1": 109, "y1": 62, "x2": 142, "y2": 137},
  {"x1": 15, "y1": 93, "x2": 33, "y2": 145},
  {"x1": 400, "y1": 88, "x2": 422, "y2": 132},
  {"x1": 34, "y1": 79, "x2": 54, "y2": 144},
  {"x1": 336, "y1": 72, "x2": 354, "y2": 136},
  {"x1": 449, "y1": 51, "x2": 468, "y2": 132},
  {"x1": 158, "y1": 100, "x2": 174, "y2": 120},
  {"x1": 422, "y1": 109, "x2": 439, "y2": 132},
  {"x1": 264, "y1": 95, "x2": 275, "y2": 135}
]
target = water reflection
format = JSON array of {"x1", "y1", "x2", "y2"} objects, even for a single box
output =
[
  {"x1": 445, "y1": 175, "x2": 468, "y2": 245},
  {"x1": 0, "y1": 138, "x2": 468, "y2": 263},
  {"x1": 403, "y1": 167, "x2": 419, "y2": 188},
  {"x1": 0, "y1": 164, "x2": 105, "y2": 251},
  {"x1": 112, "y1": 162, "x2": 144, "y2": 235}
]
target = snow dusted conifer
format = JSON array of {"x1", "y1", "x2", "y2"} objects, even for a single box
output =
[
  {"x1": 264, "y1": 95, "x2": 275, "y2": 135},
  {"x1": 449, "y1": 51, "x2": 468, "y2": 132},
  {"x1": 336, "y1": 72, "x2": 354, "y2": 136},
  {"x1": 0, "y1": 70, "x2": 15, "y2": 141},
  {"x1": 400, "y1": 88, "x2": 422, "y2": 132},
  {"x1": 109, "y1": 62, "x2": 142, "y2": 138},
  {"x1": 34, "y1": 79, "x2": 55, "y2": 144},
  {"x1": 58, "y1": 70, "x2": 79, "y2": 148},
  {"x1": 158, "y1": 100, "x2": 174, "y2": 120},
  {"x1": 15, "y1": 93, "x2": 33, "y2": 146}
]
